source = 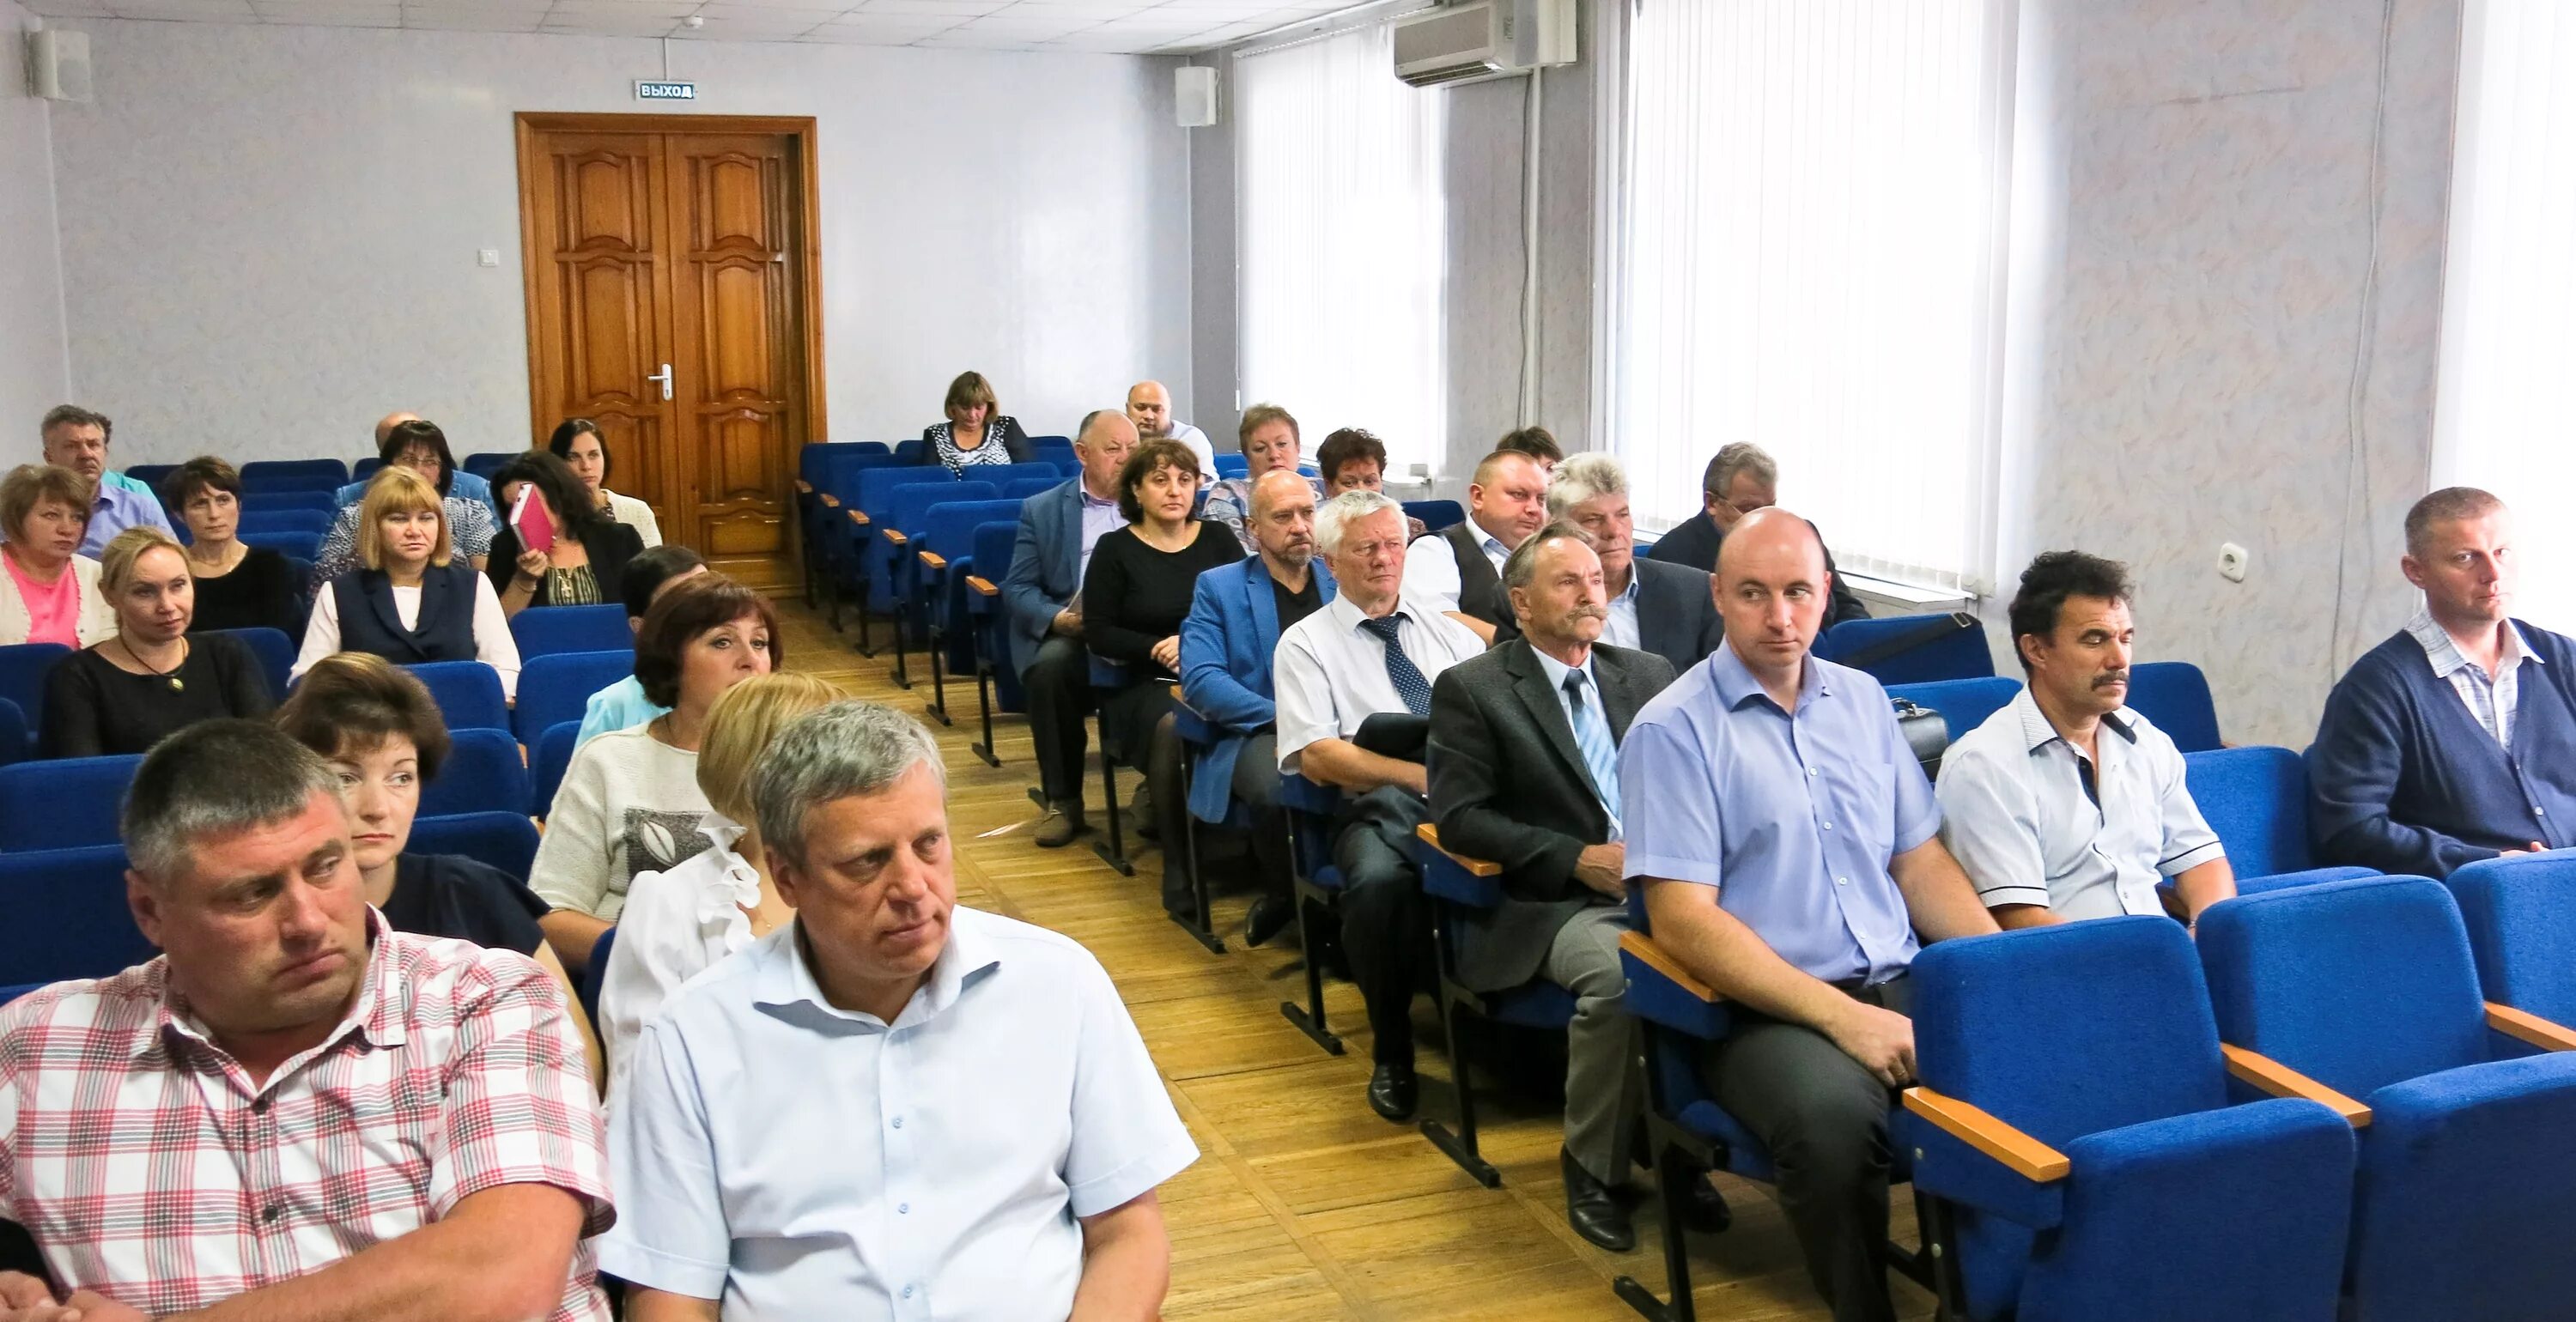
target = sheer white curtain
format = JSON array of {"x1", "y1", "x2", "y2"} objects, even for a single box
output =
[
  {"x1": 2433, "y1": 0, "x2": 2576, "y2": 631},
  {"x1": 1235, "y1": 21, "x2": 1447, "y2": 468},
  {"x1": 1605, "y1": 0, "x2": 2014, "y2": 591}
]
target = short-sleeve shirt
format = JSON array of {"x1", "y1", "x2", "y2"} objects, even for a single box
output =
[
  {"x1": 1619, "y1": 641, "x2": 1941, "y2": 985},
  {"x1": 0, "y1": 914, "x2": 614, "y2": 1319},
  {"x1": 598, "y1": 906, "x2": 1197, "y2": 1318},
  {"x1": 1934, "y1": 688, "x2": 2225, "y2": 921},
  {"x1": 1272, "y1": 591, "x2": 1487, "y2": 773}
]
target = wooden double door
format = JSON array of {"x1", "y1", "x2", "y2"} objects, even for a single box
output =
[{"x1": 516, "y1": 113, "x2": 823, "y2": 592}]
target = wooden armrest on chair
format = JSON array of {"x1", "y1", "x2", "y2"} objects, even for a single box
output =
[
  {"x1": 919, "y1": 550, "x2": 946, "y2": 571},
  {"x1": 2222, "y1": 1044, "x2": 2372, "y2": 1127},
  {"x1": 795, "y1": 479, "x2": 813, "y2": 495},
  {"x1": 883, "y1": 530, "x2": 908, "y2": 547},
  {"x1": 845, "y1": 508, "x2": 868, "y2": 526},
  {"x1": 818, "y1": 492, "x2": 838, "y2": 508},
  {"x1": 1617, "y1": 930, "x2": 1718, "y2": 1004},
  {"x1": 2488, "y1": 1002, "x2": 2576, "y2": 1052},
  {"x1": 1902, "y1": 1087, "x2": 2072, "y2": 1183},
  {"x1": 967, "y1": 575, "x2": 998, "y2": 597},
  {"x1": 1412, "y1": 822, "x2": 1500, "y2": 877},
  {"x1": 1169, "y1": 682, "x2": 1185, "y2": 700}
]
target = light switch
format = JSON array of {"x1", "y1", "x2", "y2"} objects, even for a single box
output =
[{"x1": 477, "y1": 249, "x2": 500, "y2": 268}]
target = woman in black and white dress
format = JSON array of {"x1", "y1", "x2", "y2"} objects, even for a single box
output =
[{"x1": 918, "y1": 369, "x2": 1032, "y2": 475}]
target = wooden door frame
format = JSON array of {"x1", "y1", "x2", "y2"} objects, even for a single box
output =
[{"x1": 511, "y1": 112, "x2": 829, "y2": 459}]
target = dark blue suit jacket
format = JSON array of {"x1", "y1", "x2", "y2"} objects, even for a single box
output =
[
  {"x1": 1000, "y1": 478, "x2": 1088, "y2": 676},
  {"x1": 1178, "y1": 554, "x2": 1337, "y2": 822}
]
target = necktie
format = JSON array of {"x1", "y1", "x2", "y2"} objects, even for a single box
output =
[
  {"x1": 1564, "y1": 670, "x2": 1623, "y2": 839},
  {"x1": 1357, "y1": 615, "x2": 1433, "y2": 717}
]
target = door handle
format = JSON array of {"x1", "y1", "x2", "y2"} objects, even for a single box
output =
[{"x1": 647, "y1": 362, "x2": 673, "y2": 402}]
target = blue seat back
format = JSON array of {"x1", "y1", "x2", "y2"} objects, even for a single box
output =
[
  {"x1": 238, "y1": 489, "x2": 336, "y2": 514},
  {"x1": 0, "y1": 644, "x2": 68, "y2": 742},
  {"x1": 515, "y1": 650, "x2": 632, "y2": 743},
  {"x1": 850, "y1": 466, "x2": 957, "y2": 529},
  {"x1": 969, "y1": 520, "x2": 1025, "y2": 711},
  {"x1": 240, "y1": 458, "x2": 349, "y2": 487},
  {"x1": 410, "y1": 811, "x2": 541, "y2": 882},
  {"x1": 0, "y1": 699, "x2": 26, "y2": 768},
  {"x1": 405, "y1": 661, "x2": 509, "y2": 732},
  {"x1": 353, "y1": 457, "x2": 383, "y2": 481},
  {"x1": 2199, "y1": 876, "x2": 2488, "y2": 1098},
  {"x1": 893, "y1": 438, "x2": 928, "y2": 465},
  {"x1": 2184, "y1": 746, "x2": 2312, "y2": 878},
  {"x1": 2445, "y1": 852, "x2": 2576, "y2": 1028},
  {"x1": 509, "y1": 603, "x2": 631, "y2": 659},
  {"x1": 531, "y1": 721, "x2": 580, "y2": 819},
  {"x1": 1886, "y1": 676, "x2": 2022, "y2": 739},
  {"x1": 1002, "y1": 477, "x2": 1060, "y2": 500},
  {"x1": 2126, "y1": 660, "x2": 2221, "y2": 753},
  {"x1": 891, "y1": 481, "x2": 999, "y2": 539},
  {"x1": 238, "y1": 529, "x2": 322, "y2": 561},
  {"x1": 984, "y1": 462, "x2": 1064, "y2": 491},
  {"x1": 1214, "y1": 453, "x2": 1249, "y2": 478},
  {"x1": 1814, "y1": 611, "x2": 1996, "y2": 684},
  {"x1": 236, "y1": 472, "x2": 343, "y2": 495},
  {"x1": 1403, "y1": 500, "x2": 1466, "y2": 533},
  {"x1": 235, "y1": 508, "x2": 332, "y2": 536},
  {"x1": 125, "y1": 464, "x2": 179, "y2": 495},
  {"x1": 1028, "y1": 434, "x2": 1072, "y2": 451},
  {"x1": 817, "y1": 449, "x2": 903, "y2": 500},
  {"x1": 461, "y1": 452, "x2": 516, "y2": 481},
  {"x1": 417, "y1": 728, "x2": 532, "y2": 818},
  {"x1": 0, "y1": 756, "x2": 142, "y2": 851},
  {"x1": 0, "y1": 846, "x2": 155, "y2": 983},
  {"x1": 798, "y1": 440, "x2": 886, "y2": 488},
  {"x1": 207, "y1": 628, "x2": 295, "y2": 706},
  {"x1": 579, "y1": 926, "x2": 617, "y2": 1022}
]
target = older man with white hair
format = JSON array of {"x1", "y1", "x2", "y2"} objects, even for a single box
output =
[{"x1": 1527, "y1": 452, "x2": 1724, "y2": 673}]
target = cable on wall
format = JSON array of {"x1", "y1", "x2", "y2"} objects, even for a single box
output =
[{"x1": 1518, "y1": 67, "x2": 1544, "y2": 428}]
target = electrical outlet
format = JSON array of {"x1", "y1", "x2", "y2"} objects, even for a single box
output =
[{"x1": 2218, "y1": 543, "x2": 2250, "y2": 584}]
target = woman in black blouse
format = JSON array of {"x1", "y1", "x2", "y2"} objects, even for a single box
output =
[
  {"x1": 1078, "y1": 437, "x2": 1238, "y2": 913},
  {"x1": 489, "y1": 450, "x2": 645, "y2": 617},
  {"x1": 40, "y1": 526, "x2": 273, "y2": 758},
  {"x1": 919, "y1": 370, "x2": 1032, "y2": 475},
  {"x1": 162, "y1": 457, "x2": 302, "y2": 636}
]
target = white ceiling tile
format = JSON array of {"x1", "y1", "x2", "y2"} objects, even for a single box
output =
[
  {"x1": 813, "y1": 9, "x2": 949, "y2": 29},
  {"x1": 692, "y1": 0, "x2": 847, "y2": 16},
  {"x1": 21, "y1": 0, "x2": 114, "y2": 14},
  {"x1": 795, "y1": 23, "x2": 910, "y2": 39},
  {"x1": 403, "y1": 11, "x2": 544, "y2": 27},
  {"x1": 263, "y1": 10, "x2": 405, "y2": 26},
  {"x1": 547, "y1": 0, "x2": 694, "y2": 15},
  {"x1": 1037, "y1": 30, "x2": 1163, "y2": 51},
  {"x1": 850, "y1": 0, "x2": 1002, "y2": 14},
  {"x1": 540, "y1": 14, "x2": 680, "y2": 33},
  {"x1": 956, "y1": 15, "x2": 1088, "y2": 34},
  {"x1": 671, "y1": 15, "x2": 823, "y2": 36},
  {"x1": 908, "y1": 27, "x2": 1038, "y2": 45}
]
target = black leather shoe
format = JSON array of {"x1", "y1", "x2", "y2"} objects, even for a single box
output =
[
  {"x1": 1367, "y1": 1064, "x2": 1418, "y2": 1122},
  {"x1": 1033, "y1": 803, "x2": 1087, "y2": 849},
  {"x1": 1562, "y1": 1148, "x2": 1637, "y2": 1252},
  {"x1": 1680, "y1": 1169, "x2": 1732, "y2": 1234},
  {"x1": 1244, "y1": 894, "x2": 1295, "y2": 948}
]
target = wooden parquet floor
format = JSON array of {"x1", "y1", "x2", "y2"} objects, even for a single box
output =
[{"x1": 780, "y1": 595, "x2": 1937, "y2": 1320}]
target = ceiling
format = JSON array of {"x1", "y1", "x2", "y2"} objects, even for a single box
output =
[{"x1": 18, "y1": 0, "x2": 1354, "y2": 54}]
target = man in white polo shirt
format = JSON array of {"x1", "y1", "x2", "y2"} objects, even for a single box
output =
[
  {"x1": 601, "y1": 700, "x2": 1196, "y2": 1319},
  {"x1": 1935, "y1": 551, "x2": 2237, "y2": 927}
]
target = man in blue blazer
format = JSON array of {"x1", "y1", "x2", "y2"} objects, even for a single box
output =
[
  {"x1": 1180, "y1": 470, "x2": 1336, "y2": 944},
  {"x1": 1004, "y1": 409, "x2": 1139, "y2": 847}
]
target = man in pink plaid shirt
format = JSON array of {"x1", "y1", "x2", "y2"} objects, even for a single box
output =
[{"x1": 0, "y1": 720, "x2": 615, "y2": 1322}]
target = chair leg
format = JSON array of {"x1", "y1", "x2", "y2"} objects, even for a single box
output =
[
  {"x1": 1168, "y1": 758, "x2": 1224, "y2": 954},
  {"x1": 923, "y1": 626, "x2": 952, "y2": 725},
  {"x1": 1914, "y1": 1189, "x2": 1966, "y2": 1319},
  {"x1": 887, "y1": 602, "x2": 913, "y2": 690},
  {"x1": 1419, "y1": 978, "x2": 1499, "y2": 1187},
  {"x1": 1613, "y1": 1023, "x2": 1698, "y2": 1322},
  {"x1": 854, "y1": 581, "x2": 878, "y2": 656},
  {"x1": 969, "y1": 662, "x2": 1002, "y2": 768},
  {"x1": 1278, "y1": 864, "x2": 1344, "y2": 1055},
  {"x1": 1091, "y1": 750, "x2": 1133, "y2": 876}
]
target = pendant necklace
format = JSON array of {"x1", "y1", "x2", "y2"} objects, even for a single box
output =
[{"x1": 124, "y1": 637, "x2": 186, "y2": 693}]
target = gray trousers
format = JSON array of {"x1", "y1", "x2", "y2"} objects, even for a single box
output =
[{"x1": 1548, "y1": 907, "x2": 1641, "y2": 1186}]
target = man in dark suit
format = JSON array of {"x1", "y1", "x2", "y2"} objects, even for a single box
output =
[
  {"x1": 1429, "y1": 522, "x2": 1701, "y2": 1252},
  {"x1": 1401, "y1": 449, "x2": 1549, "y2": 644},
  {"x1": 1502, "y1": 452, "x2": 1724, "y2": 673},
  {"x1": 1647, "y1": 441, "x2": 1869, "y2": 628},
  {"x1": 1002, "y1": 409, "x2": 1138, "y2": 846}
]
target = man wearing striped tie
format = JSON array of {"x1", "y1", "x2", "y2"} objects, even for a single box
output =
[{"x1": 1425, "y1": 523, "x2": 1725, "y2": 1252}]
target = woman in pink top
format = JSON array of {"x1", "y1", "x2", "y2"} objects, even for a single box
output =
[{"x1": 0, "y1": 464, "x2": 115, "y2": 649}]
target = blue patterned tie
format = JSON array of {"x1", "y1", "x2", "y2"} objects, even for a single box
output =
[
  {"x1": 1357, "y1": 615, "x2": 1433, "y2": 717},
  {"x1": 1563, "y1": 670, "x2": 1623, "y2": 839}
]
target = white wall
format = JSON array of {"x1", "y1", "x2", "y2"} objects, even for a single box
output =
[
  {"x1": 42, "y1": 20, "x2": 1193, "y2": 466},
  {"x1": 0, "y1": 0, "x2": 71, "y2": 440}
]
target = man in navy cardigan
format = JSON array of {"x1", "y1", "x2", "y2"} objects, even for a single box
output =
[{"x1": 2309, "y1": 488, "x2": 2576, "y2": 876}]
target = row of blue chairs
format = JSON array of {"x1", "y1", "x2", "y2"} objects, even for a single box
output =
[{"x1": 125, "y1": 458, "x2": 353, "y2": 495}]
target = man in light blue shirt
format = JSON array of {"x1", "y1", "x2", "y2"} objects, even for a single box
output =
[
  {"x1": 1619, "y1": 508, "x2": 1994, "y2": 1322},
  {"x1": 571, "y1": 544, "x2": 705, "y2": 749},
  {"x1": 602, "y1": 700, "x2": 1195, "y2": 1319},
  {"x1": 37, "y1": 404, "x2": 174, "y2": 556}
]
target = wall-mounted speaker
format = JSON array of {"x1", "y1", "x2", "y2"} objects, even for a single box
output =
[
  {"x1": 31, "y1": 29, "x2": 93, "y2": 104},
  {"x1": 1176, "y1": 65, "x2": 1217, "y2": 129}
]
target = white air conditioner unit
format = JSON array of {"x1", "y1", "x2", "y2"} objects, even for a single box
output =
[{"x1": 1393, "y1": 0, "x2": 1574, "y2": 88}]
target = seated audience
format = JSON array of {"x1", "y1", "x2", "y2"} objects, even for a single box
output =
[
  {"x1": 294, "y1": 466, "x2": 522, "y2": 699},
  {"x1": 275, "y1": 652, "x2": 600, "y2": 1081},
  {"x1": 1429, "y1": 523, "x2": 1704, "y2": 1251},
  {"x1": 596, "y1": 670, "x2": 838, "y2": 1093},
  {"x1": 1203, "y1": 403, "x2": 1325, "y2": 554},
  {"x1": 1315, "y1": 428, "x2": 1427, "y2": 538},
  {"x1": 1646, "y1": 441, "x2": 1871, "y2": 628},
  {"x1": 332, "y1": 409, "x2": 497, "y2": 514},
  {"x1": 919, "y1": 369, "x2": 1032, "y2": 475},
  {"x1": 1127, "y1": 379, "x2": 1214, "y2": 476},
  {"x1": 1936, "y1": 551, "x2": 2233, "y2": 926},
  {"x1": 0, "y1": 464, "x2": 112, "y2": 648},
  {"x1": 1273, "y1": 490, "x2": 1485, "y2": 1120},
  {"x1": 38, "y1": 405, "x2": 173, "y2": 556},
  {"x1": 1004, "y1": 409, "x2": 1138, "y2": 847},
  {"x1": 1401, "y1": 448, "x2": 1549, "y2": 643},
  {"x1": 2311, "y1": 486, "x2": 2576, "y2": 876},
  {"x1": 162, "y1": 456, "x2": 303, "y2": 636},
  {"x1": 547, "y1": 416, "x2": 663, "y2": 547},
  {"x1": 574, "y1": 544, "x2": 708, "y2": 749},
  {"x1": 600, "y1": 700, "x2": 1195, "y2": 1318},
  {"x1": 1495, "y1": 424, "x2": 1564, "y2": 476},
  {"x1": 1528, "y1": 452, "x2": 1723, "y2": 672},
  {"x1": 313, "y1": 420, "x2": 496, "y2": 581},
  {"x1": 532, "y1": 574, "x2": 780, "y2": 973},
  {"x1": 1179, "y1": 470, "x2": 1334, "y2": 948},
  {"x1": 1622, "y1": 508, "x2": 1996, "y2": 1322},
  {"x1": 489, "y1": 451, "x2": 646, "y2": 617},
  {"x1": 39, "y1": 527, "x2": 273, "y2": 758},
  {"x1": 0, "y1": 720, "x2": 612, "y2": 1319},
  {"x1": 1080, "y1": 438, "x2": 1242, "y2": 911}
]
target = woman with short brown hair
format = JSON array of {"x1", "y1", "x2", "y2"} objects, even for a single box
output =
[
  {"x1": 918, "y1": 369, "x2": 1033, "y2": 475},
  {"x1": 0, "y1": 464, "x2": 113, "y2": 649},
  {"x1": 162, "y1": 456, "x2": 303, "y2": 636}
]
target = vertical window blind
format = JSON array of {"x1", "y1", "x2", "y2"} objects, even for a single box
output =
[
  {"x1": 1235, "y1": 19, "x2": 1448, "y2": 469},
  {"x1": 1605, "y1": 0, "x2": 2015, "y2": 591},
  {"x1": 2433, "y1": 0, "x2": 2576, "y2": 630}
]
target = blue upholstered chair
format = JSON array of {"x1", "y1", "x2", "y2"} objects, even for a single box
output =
[
  {"x1": 914, "y1": 500, "x2": 1024, "y2": 729},
  {"x1": 0, "y1": 699, "x2": 27, "y2": 770},
  {"x1": 1403, "y1": 500, "x2": 1466, "y2": 533},
  {"x1": 2444, "y1": 852, "x2": 2576, "y2": 1036},
  {"x1": 806, "y1": 447, "x2": 902, "y2": 620},
  {"x1": 1081, "y1": 654, "x2": 1148, "y2": 878},
  {"x1": 208, "y1": 627, "x2": 296, "y2": 704},
  {"x1": 837, "y1": 466, "x2": 957, "y2": 655},
  {"x1": 1163, "y1": 694, "x2": 1245, "y2": 955},
  {"x1": 529, "y1": 720, "x2": 580, "y2": 820},
  {"x1": 513, "y1": 650, "x2": 633, "y2": 744},
  {"x1": 237, "y1": 529, "x2": 322, "y2": 562},
  {"x1": 1214, "y1": 453, "x2": 1249, "y2": 479},
  {"x1": 509, "y1": 603, "x2": 630, "y2": 659},
  {"x1": 405, "y1": 661, "x2": 509, "y2": 733},
  {"x1": 0, "y1": 756, "x2": 141, "y2": 851},
  {"x1": 416, "y1": 728, "x2": 532, "y2": 819},
  {"x1": 1002, "y1": 476, "x2": 1061, "y2": 500},
  {"x1": 0, "y1": 846, "x2": 155, "y2": 985},
  {"x1": 879, "y1": 480, "x2": 999, "y2": 691},
  {"x1": 1886, "y1": 676, "x2": 2023, "y2": 743},
  {"x1": 2124, "y1": 660, "x2": 2222, "y2": 753},
  {"x1": 1277, "y1": 771, "x2": 1348, "y2": 1056},
  {"x1": 2184, "y1": 746, "x2": 2314, "y2": 880},
  {"x1": 240, "y1": 458, "x2": 349, "y2": 488},
  {"x1": 234, "y1": 508, "x2": 332, "y2": 537},
  {"x1": 1899, "y1": 916, "x2": 2356, "y2": 1321},
  {"x1": 2198, "y1": 876, "x2": 2576, "y2": 1322},
  {"x1": 0, "y1": 642, "x2": 70, "y2": 742},
  {"x1": 410, "y1": 811, "x2": 542, "y2": 883},
  {"x1": 460, "y1": 452, "x2": 514, "y2": 481},
  {"x1": 962, "y1": 520, "x2": 1026, "y2": 768},
  {"x1": 1815, "y1": 611, "x2": 1996, "y2": 684}
]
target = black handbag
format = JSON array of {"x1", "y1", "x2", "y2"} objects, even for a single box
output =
[{"x1": 1891, "y1": 698, "x2": 1952, "y2": 778}]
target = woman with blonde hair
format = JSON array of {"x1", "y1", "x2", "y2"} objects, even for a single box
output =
[
  {"x1": 595, "y1": 670, "x2": 840, "y2": 1090},
  {"x1": 916, "y1": 369, "x2": 1033, "y2": 475},
  {"x1": 0, "y1": 464, "x2": 113, "y2": 648},
  {"x1": 294, "y1": 465, "x2": 522, "y2": 698},
  {"x1": 39, "y1": 526, "x2": 273, "y2": 757}
]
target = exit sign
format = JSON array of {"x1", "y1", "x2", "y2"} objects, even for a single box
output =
[{"x1": 635, "y1": 80, "x2": 697, "y2": 100}]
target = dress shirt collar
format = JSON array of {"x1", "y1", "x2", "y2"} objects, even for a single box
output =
[
  {"x1": 1077, "y1": 485, "x2": 1119, "y2": 511},
  {"x1": 1609, "y1": 567, "x2": 1642, "y2": 609},
  {"x1": 753, "y1": 907, "x2": 1003, "y2": 1031},
  {"x1": 155, "y1": 907, "x2": 403, "y2": 1064},
  {"x1": 2407, "y1": 605, "x2": 2539, "y2": 681},
  {"x1": 1710, "y1": 637, "x2": 1831, "y2": 713},
  {"x1": 1465, "y1": 520, "x2": 1510, "y2": 562},
  {"x1": 1326, "y1": 590, "x2": 1417, "y2": 638},
  {"x1": 2011, "y1": 686, "x2": 2136, "y2": 755},
  {"x1": 1525, "y1": 641, "x2": 1598, "y2": 694}
]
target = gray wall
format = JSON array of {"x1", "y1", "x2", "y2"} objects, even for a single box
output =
[{"x1": 0, "y1": 0, "x2": 71, "y2": 440}]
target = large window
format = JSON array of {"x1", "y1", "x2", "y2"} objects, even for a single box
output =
[
  {"x1": 1603, "y1": 0, "x2": 2015, "y2": 591},
  {"x1": 1236, "y1": 19, "x2": 1447, "y2": 468},
  {"x1": 2434, "y1": 0, "x2": 2576, "y2": 629}
]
